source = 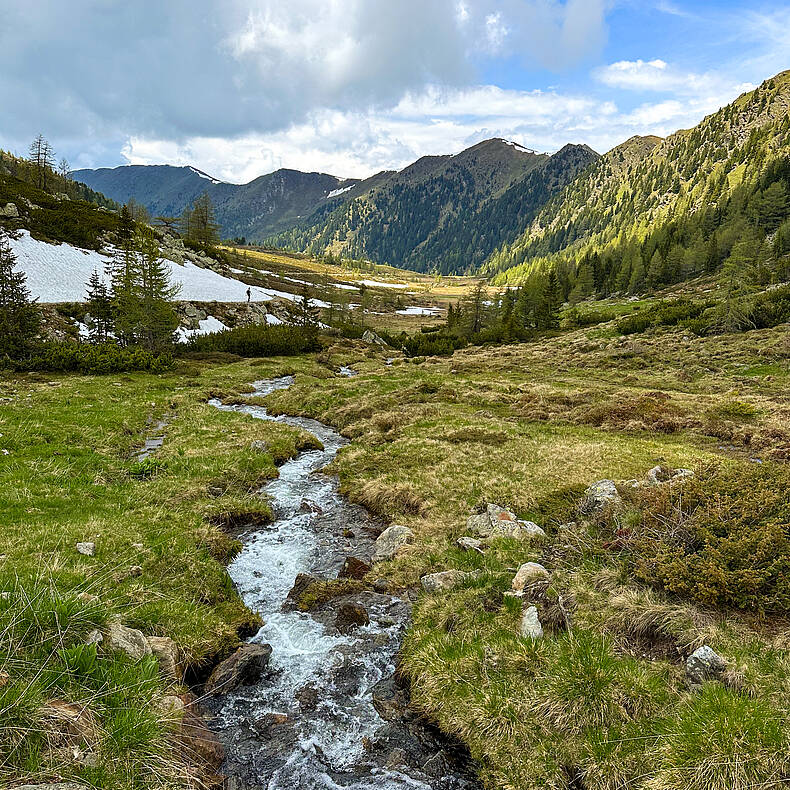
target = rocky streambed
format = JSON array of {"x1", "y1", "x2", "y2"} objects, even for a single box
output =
[{"x1": 208, "y1": 377, "x2": 480, "y2": 790}]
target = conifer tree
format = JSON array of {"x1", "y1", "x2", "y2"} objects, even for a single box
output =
[
  {"x1": 0, "y1": 226, "x2": 41, "y2": 359},
  {"x1": 135, "y1": 227, "x2": 180, "y2": 350},
  {"x1": 28, "y1": 134, "x2": 54, "y2": 191},
  {"x1": 85, "y1": 269, "x2": 113, "y2": 341}
]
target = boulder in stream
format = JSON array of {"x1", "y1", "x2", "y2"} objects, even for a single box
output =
[
  {"x1": 335, "y1": 603, "x2": 370, "y2": 633},
  {"x1": 204, "y1": 643, "x2": 273, "y2": 694},
  {"x1": 338, "y1": 556, "x2": 371, "y2": 580}
]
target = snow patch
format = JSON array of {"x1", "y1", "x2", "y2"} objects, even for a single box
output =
[
  {"x1": 503, "y1": 139, "x2": 536, "y2": 154},
  {"x1": 359, "y1": 279, "x2": 409, "y2": 290},
  {"x1": 188, "y1": 166, "x2": 223, "y2": 185},
  {"x1": 10, "y1": 231, "x2": 330, "y2": 306},
  {"x1": 333, "y1": 282, "x2": 359, "y2": 291},
  {"x1": 265, "y1": 313, "x2": 284, "y2": 325},
  {"x1": 176, "y1": 315, "x2": 228, "y2": 342},
  {"x1": 326, "y1": 185, "x2": 354, "y2": 199},
  {"x1": 396, "y1": 306, "x2": 442, "y2": 316}
]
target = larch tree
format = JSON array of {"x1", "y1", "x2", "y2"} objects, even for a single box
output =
[{"x1": 28, "y1": 134, "x2": 55, "y2": 191}]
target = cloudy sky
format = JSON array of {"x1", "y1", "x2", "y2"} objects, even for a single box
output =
[{"x1": 1, "y1": 1, "x2": 788, "y2": 182}]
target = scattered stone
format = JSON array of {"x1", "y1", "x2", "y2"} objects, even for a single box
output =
[
  {"x1": 147, "y1": 636, "x2": 181, "y2": 681},
  {"x1": 520, "y1": 606, "x2": 544, "y2": 640},
  {"x1": 511, "y1": 521, "x2": 547, "y2": 540},
  {"x1": 40, "y1": 699, "x2": 98, "y2": 747},
  {"x1": 686, "y1": 645, "x2": 728, "y2": 683},
  {"x1": 131, "y1": 542, "x2": 144, "y2": 551},
  {"x1": 466, "y1": 504, "x2": 546, "y2": 540},
  {"x1": 372, "y1": 525, "x2": 414, "y2": 562},
  {"x1": 104, "y1": 623, "x2": 152, "y2": 661},
  {"x1": 158, "y1": 694, "x2": 185, "y2": 720},
  {"x1": 249, "y1": 440, "x2": 268, "y2": 453},
  {"x1": 204, "y1": 643, "x2": 273, "y2": 694},
  {"x1": 76, "y1": 542, "x2": 95, "y2": 556},
  {"x1": 465, "y1": 512, "x2": 492, "y2": 536},
  {"x1": 421, "y1": 570, "x2": 474, "y2": 593},
  {"x1": 338, "y1": 556, "x2": 371, "y2": 580},
  {"x1": 0, "y1": 202, "x2": 19, "y2": 218},
  {"x1": 511, "y1": 562, "x2": 550, "y2": 592},
  {"x1": 456, "y1": 536, "x2": 484, "y2": 553},
  {"x1": 335, "y1": 603, "x2": 370, "y2": 633},
  {"x1": 128, "y1": 565, "x2": 143, "y2": 577},
  {"x1": 372, "y1": 578, "x2": 390, "y2": 593},
  {"x1": 579, "y1": 480, "x2": 621, "y2": 514}
]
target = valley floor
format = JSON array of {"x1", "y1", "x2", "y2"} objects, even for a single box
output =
[{"x1": 1, "y1": 318, "x2": 789, "y2": 788}]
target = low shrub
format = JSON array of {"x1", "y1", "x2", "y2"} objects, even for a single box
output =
[
  {"x1": 617, "y1": 299, "x2": 708, "y2": 335},
  {"x1": 402, "y1": 332, "x2": 465, "y2": 357},
  {"x1": 185, "y1": 324, "x2": 320, "y2": 357},
  {"x1": 750, "y1": 284, "x2": 790, "y2": 329},
  {"x1": 630, "y1": 462, "x2": 790, "y2": 612},
  {"x1": 14, "y1": 341, "x2": 174, "y2": 374}
]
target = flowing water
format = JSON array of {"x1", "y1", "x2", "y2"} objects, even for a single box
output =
[{"x1": 208, "y1": 378, "x2": 478, "y2": 790}]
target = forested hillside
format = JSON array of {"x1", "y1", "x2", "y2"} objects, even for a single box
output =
[
  {"x1": 268, "y1": 139, "x2": 599, "y2": 274},
  {"x1": 488, "y1": 71, "x2": 790, "y2": 302}
]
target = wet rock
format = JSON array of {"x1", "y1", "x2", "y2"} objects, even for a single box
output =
[
  {"x1": 205, "y1": 643, "x2": 273, "y2": 694},
  {"x1": 336, "y1": 603, "x2": 370, "y2": 633},
  {"x1": 338, "y1": 556, "x2": 371, "y2": 580},
  {"x1": 294, "y1": 684, "x2": 319, "y2": 710},
  {"x1": 386, "y1": 747, "x2": 409, "y2": 768},
  {"x1": 520, "y1": 606, "x2": 544, "y2": 640},
  {"x1": 421, "y1": 570, "x2": 475, "y2": 593},
  {"x1": 511, "y1": 562, "x2": 550, "y2": 592},
  {"x1": 423, "y1": 750, "x2": 452, "y2": 778},
  {"x1": 372, "y1": 524, "x2": 414, "y2": 562},
  {"x1": 686, "y1": 645, "x2": 728, "y2": 683},
  {"x1": 252, "y1": 712, "x2": 289, "y2": 739},
  {"x1": 40, "y1": 699, "x2": 98, "y2": 747},
  {"x1": 579, "y1": 480, "x2": 621, "y2": 514},
  {"x1": 372, "y1": 577, "x2": 390, "y2": 593},
  {"x1": 285, "y1": 573, "x2": 320, "y2": 608},
  {"x1": 371, "y1": 675, "x2": 410, "y2": 722},
  {"x1": 147, "y1": 635, "x2": 181, "y2": 681},
  {"x1": 104, "y1": 623, "x2": 152, "y2": 660},
  {"x1": 457, "y1": 536, "x2": 484, "y2": 553},
  {"x1": 76, "y1": 541, "x2": 95, "y2": 556}
]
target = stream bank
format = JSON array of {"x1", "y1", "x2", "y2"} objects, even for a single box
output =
[{"x1": 207, "y1": 377, "x2": 480, "y2": 790}]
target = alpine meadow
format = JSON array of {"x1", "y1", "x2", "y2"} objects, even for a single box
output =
[{"x1": 1, "y1": 3, "x2": 790, "y2": 790}]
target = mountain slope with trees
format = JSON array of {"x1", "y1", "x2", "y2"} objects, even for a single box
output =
[
  {"x1": 268, "y1": 139, "x2": 599, "y2": 274},
  {"x1": 486, "y1": 71, "x2": 790, "y2": 307}
]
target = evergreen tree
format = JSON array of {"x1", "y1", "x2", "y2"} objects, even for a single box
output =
[
  {"x1": 135, "y1": 227, "x2": 180, "y2": 350},
  {"x1": 183, "y1": 192, "x2": 220, "y2": 250},
  {"x1": 462, "y1": 280, "x2": 488, "y2": 335},
  {"x1": 0, "y1": 226, "x2": 41, "y2": 359},
  {"x1": 85, "y1": 269, "x2": 113, "y2": 342}
]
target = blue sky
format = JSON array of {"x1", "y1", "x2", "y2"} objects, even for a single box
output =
[{"x1": 0, "y1": 1, "x2": 788, "y2": 181}]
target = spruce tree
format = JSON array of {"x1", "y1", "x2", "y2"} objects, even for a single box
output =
[
  {"x1": 85, "y1": 269, "x2": 113, "y2": 341},
  {"x1": 0, "y1": 226, "x2": 41, "y2": 359},
  {"x1": 136, "y1": 227, "x2": 180, "y2": 350}
]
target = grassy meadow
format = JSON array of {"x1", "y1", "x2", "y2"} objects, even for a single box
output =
[{"x1": 1, "y1": 300, "x2": 789, "y2": 788}]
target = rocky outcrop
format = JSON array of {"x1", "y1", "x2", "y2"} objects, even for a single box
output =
[
  {"x1": 362, "y1": 330, "x2": 387, "y2": 346},
  {"x1": 372, "y1": 525, "x2": 414, "y2": 562},
  {"x1": 0, "y1": 202, "x2": 19, "y2": 218},
  {"x1": 686, "y1": 645, "x2": 728, "y2": 683},
  {"x1": 204, "y1": 643, "x2": 273, "y2": 694}
]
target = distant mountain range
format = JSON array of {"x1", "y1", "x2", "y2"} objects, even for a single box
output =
[
  {"x1": 72, "y1": 138, "x2": 599, "y2": 274},
  {"x1": 72, "y1": 70, "x2": 790, "y2": 284}
]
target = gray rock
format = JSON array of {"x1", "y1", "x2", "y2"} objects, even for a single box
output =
[
  {"x1": 362, "y1": 329, "x2": 386, "y2": 346},
  {"x1": 0, "y1": 202, "x2": 19, "y2": 218},
  {"x1": 250, "y1": 439, "x2": 269, "y2": 453},
  {"x1": 76, "y1": 542, "x2": 95, "y2": 556},
  {"x1": 511, "y1": 562, "x2": 550, "y2": 592},
  {"x1": 579, "y1": 480, "x2": 621, "y2": 514},
  {"x1": 85, "y1": 629, "x2": 103, "y2": 646},
  {"x1": 520, "y1": 606, "x2": 544, "y2": 640},
  {"x1": 372, "y1": 525, "x2": 413, "y2": 562},
  {"x1": 686, "y1": 645, "x2": 728, "y2": 683},
  {"x1": 465, "y1": 512, "x2": 492, "y2": 536},
  {"x1": 456, "y1": 536, "x2": 484, "y2": 553},
  {"x1": 147, "y1": 635, "x2": 181, "y2": 681},
  {"x1": 104, "y1": 623, "x2": 152, "y2": 661},
  {"x1": 421, "y1": 570, "x2": 473, "y2": 593},
  {"x1": 205, "y1": 643, "x2": 273, "y2": 694},
  {"x1": 467, "y1": 504, "x2": 546, "y2": 540}
]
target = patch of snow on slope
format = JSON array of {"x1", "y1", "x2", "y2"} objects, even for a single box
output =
[
  {"x1": 334, "y1": 282, "x2": 359, "y2": 290},
  {"x1": 396, "y1": 306, "x2": 442, "y2": 316},
  {"x1": 176, "y1": 315, "x2": 228, "y2": 342},
  {"x1": 265, "y1": 314, "x2": 284, "y2": 325},
  {"x1": 326, "y1": 184, "x2": 355, "y2": 199},
  {"x1": 503, "y1": 139, "x2": 536, "y2": 153},
  {"x1": 10, "y1": 231, "x2": 329, "y2": 306},
  {"x1": 359, "y1": 279, "x2": 409, "y2": 289},
  {"x1": 188, "y1": 166, "x2": 223, "y2": 185}
]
